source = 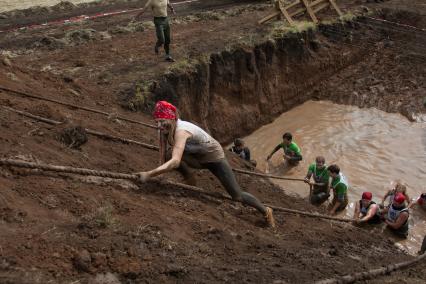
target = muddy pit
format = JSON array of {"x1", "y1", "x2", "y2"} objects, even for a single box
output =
[
  {"x1": 0, "y1": 0, "x2": 425, "y2": 283},
  {"x1": 243, "y1": 100, "x2": 426, "y2": 254}
]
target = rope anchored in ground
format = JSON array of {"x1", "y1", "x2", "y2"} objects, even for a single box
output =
[{"x1": 0, "y1": 158, "x2": 352, "y2": 223}]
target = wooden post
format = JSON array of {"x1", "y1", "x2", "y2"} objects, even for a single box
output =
[
  {"x1": 329, "y1": 0, "x2": 343, "y2": 16},
  {"x1": 300, "y1": 0, "x2": 318, "y2": 23},
  {"x1": 278, "y1": 0, "x2": 295, "y2": 25},
  {"x1": 258, "y1": 0, "x2": 342, "y2": 25}
]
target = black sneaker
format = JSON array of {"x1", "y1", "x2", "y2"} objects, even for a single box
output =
[{"x1": 165, "y1": 55, "x2": 175, "y2": 62}]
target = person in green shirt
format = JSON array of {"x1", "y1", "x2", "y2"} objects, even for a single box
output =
[
  {"x1": 327, "y1": 164, "x2": 349, "y2": 215},
  {"x1": 304, "y1": 156, "x2": 330, "y2": 205},
  {"x1": 266, "y1": 132, "x2": 302, "y2": 165}
]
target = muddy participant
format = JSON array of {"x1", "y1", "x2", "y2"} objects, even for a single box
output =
[
  {"x1": 420, "y1": 235, "x2": 426, "y2": 255},
  {"x1": 136, "y1": 101, "x2": 276, "y2": 228},
  {"x1": 383, "y1": 193, "x2": 410, "y2": 238},
  {"x1": 381, "y1": 182, "x2": 411, "y2": 208},
  {"x1": 266, "y1": 132, "x2": 302, "y2": 165},
  {"x1": 229, "y1": 138, "x2": 251, "y2": 161},
  {"x1": 304, "y1": 156, "x2": 330, "y2": 205},
  {"x1": 353, "y1": 192, "x2": 382, "y2": 225},
  {"x1": 136, "y1": 0, "x2": 176, "y2": 62},
  {"x1": 229, "y1": 138, "x2": 257, "y2": 167},
  {"x1": 408, "y1": 193, "x2": 426, "y2": 211},
  {"x1": 327, "y1": 164, "x2": 349, "y2": 215}
]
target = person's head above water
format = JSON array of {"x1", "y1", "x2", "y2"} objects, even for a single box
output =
[
  {"x1": 395, "y1": 183, "x2": 407, "y2": 194},
  {"x1": 327, "y1": 164, "x2": 340, "y2": 178},
  {"x1": 282, "y1": 132, "x2": 293, "y2": 145},
  {"x1": 315, "y1": 156, "x2": 326, "y2": 169},
  {"x1": 393, "y1": 193, "x2": 406, "y2": 207},
  {"x1": 233, "y1": 138, "x2": 244, "y2": 150},
  {"x1": 361, "y1": 191, "x2": 373, "y2": 207}
]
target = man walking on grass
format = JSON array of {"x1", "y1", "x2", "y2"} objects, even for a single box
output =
[{"x1": 136, "y1": 0, "x2": 176, "y2": 62}]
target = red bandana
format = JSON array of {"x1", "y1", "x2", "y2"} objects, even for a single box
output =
[{"x1": 153, "y1": 101, "x2": 177, "y2": 120}]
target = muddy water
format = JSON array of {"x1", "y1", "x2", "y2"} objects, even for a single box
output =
[
  {"x1": 0, "y1": 1, "x2": 93, "y2": 12},
  {"x1": 243, "y1": 100, "x2": 425, "y2": 254}
]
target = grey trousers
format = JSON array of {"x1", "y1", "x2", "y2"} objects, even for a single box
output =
[{"x1": 178, "y1": 154, "x2": 267, "y2": 214}]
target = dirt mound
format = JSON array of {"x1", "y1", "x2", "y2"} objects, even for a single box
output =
[{"x1": 57, "y1": 125, "x2": 88, "y2": 149}]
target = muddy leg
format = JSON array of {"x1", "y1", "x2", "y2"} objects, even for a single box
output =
[{"x1": 203, "y1": 159, "x2": 267, "y2": 214}]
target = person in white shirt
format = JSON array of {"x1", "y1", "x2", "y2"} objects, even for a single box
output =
[{"x1": 136, "y1": 101, "x2": 276, "y2": 228}]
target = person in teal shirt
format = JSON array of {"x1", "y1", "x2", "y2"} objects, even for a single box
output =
[
  {"x1": 267, "y1": 132, "x2": 302, "y2": 165},
  {"x1": 304, "y1": 156, "x2": 330, "y2": 205},
  {"x1": 327, "y1": 164, "x2": 349, "y2": 215}
]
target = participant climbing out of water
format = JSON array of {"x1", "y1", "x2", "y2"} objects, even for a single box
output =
[
  {"x1": 266, "y1": 132, "x2": 302, "y2": 165},
  {"x1": 135, "y1": 101, "x2": 276, "y2": 228},
  {"x1": 353, "y1": 192, "x2": 382, "y2": 224},
  {"x1": 383, "y1": 193, "x2": 410, "y2": 238},
  {"x1": 229, "y1": 138, "x2": 256, "y2": 166},
  {"x1": 304, "y1": 156, "x2": 330, "y2": 205},
  {"x1": 381, "y1": 182, "x2": 411, "y2": 208},
  {"x1": 327, "y1": 164, "x2": 349, "y2": 215},
  {"x1": 408, "y1": 193, "x2": 426, "y2": 211}
]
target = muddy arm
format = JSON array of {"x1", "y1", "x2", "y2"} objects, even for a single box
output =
[
  {"x1": 140, "y1": 130, "x2": 191, "y2": 180},
  {"x1": 267, "y1": 144, "x2": 282, "y2": 160},
  {"x1": 385, "y1": 212, "x2": 409, "y2": 229}
]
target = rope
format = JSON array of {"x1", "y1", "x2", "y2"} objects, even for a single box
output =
[
  {"x1": 0, "y1": 158, "x2": 353, "y2": 223},
  {"x1": 315, "y1": 252, "x2": 426, "y2": 284},
  {"x1": 2, "y1": 106, "x2": 159, "y2": 151},
  {"x1": 0, "y1": 86, "x2": 157, "y2": 129},
  {"x1": 4, "y1": 105, "x2": 315, "y2": 182},
  {"x1": 233, "y1": 168, "x2": 306, "y2": 182}
]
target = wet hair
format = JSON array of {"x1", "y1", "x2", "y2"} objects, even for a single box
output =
[
  {"x1": 234, "y1": 138, "x2": 244, "y2": 147},
  {"x1": 282, "y1": 132, "x2": 292, "y2": 141},
  {"x1": 327, "y1": 164, "x2": 340, "y2": 174},
  {"x1": 315, "y1": 156, "x2": 325, "y2": 163},
  {"x1": 395, "y1": 184, "x2": 407, "y2": 194}
]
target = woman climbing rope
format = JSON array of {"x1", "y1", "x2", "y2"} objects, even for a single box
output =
[{"x1": 135, "y1": 101, "x2": 276, "y2": 228}]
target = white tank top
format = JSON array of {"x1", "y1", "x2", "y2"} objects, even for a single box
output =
[{"x1": 176, "y1": 119, "x2": 224, "y2": 163}]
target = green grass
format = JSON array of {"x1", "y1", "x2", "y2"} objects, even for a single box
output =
[
  {"x1": 128, "y1": 80, "x2": 153, "y2": 111},
  {"x1": 269, "y1": 20, "x2": 317, "y2": 39},
  {"x1": 167, "y1": 53, "x2": 211, "y2": 75}
]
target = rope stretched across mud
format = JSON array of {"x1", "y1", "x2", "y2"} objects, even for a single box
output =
[
  {"x1": 316, "y1": 252, "x2": 426, "y2": 284},
  {"x1": 0, "y1": 158, "x2": 352, "y2": 223},
  {"x1": 4, "y1": 105, "x2": 313, "y2": 182},
  {"x1": 2, "y1": 106, "x2": 159, "y2": 151},
  {"x1": 0, "y1": 86, "x2": 157, "y2": 129}
]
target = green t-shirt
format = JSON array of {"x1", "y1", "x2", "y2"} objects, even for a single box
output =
[
  {"x1": 331, "y1": 174, "x2": 348, "y2": 201},
  {"x1": 280, "y1": 142, "x2": 301, "y2": 156},
  {"x1": 308, "y1": 163, "x2": 329, "y2": 184}
]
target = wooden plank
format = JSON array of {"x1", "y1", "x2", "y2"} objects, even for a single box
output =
[
  {"x1": 258, "y1": 11, "x2": 281, "y2": 24},
  {"x1": 311, "y1": 0, "x2": 327, "y2": 7},
  {"x1": 313, "y1": 2, "x2": 329, "y2": 13},
  {"x1": 285, "y1": 0, "x2": 301, "y2": 10},
  {"x1": 287, "y1": 1, "x2": 329, "y2": 18},
  {"x1": 329, "y1": 0, "x2": 343, "y2": 16},
  {"x1": 278, "y1": 0, "x2": 295, "y2": 25},
  {"x1": 300, "y1": 0, "x2": 318, "y2": 23}
]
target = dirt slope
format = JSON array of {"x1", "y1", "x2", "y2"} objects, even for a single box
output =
[{"x1": 0, "y1": 0, "x2": 425, "y2": 283}]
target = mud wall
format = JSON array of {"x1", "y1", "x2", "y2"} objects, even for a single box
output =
[{"x1": 151, "y1": 24, "x2": 363, "y2": 143}]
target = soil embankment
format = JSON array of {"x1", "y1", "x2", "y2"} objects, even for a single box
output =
[{"x1": 0, "y1": 0, "x2": 425, "y2": 283}]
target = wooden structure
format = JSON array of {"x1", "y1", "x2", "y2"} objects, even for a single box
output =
[{"x1": 259, "y1": 0, "x2": 343, "y2": 25}]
